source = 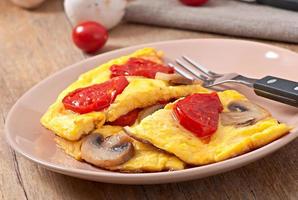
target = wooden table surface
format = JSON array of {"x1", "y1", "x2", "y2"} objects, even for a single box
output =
[{"x1": 0, "y1": 0, "x2": 297, "y2": 199}]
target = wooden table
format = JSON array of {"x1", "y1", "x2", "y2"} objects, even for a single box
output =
[{"x1": 0, "y1": 0, "x2": 297, "y2": 199}]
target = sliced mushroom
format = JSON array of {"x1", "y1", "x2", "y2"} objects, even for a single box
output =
[
  {"x1": 221, "y1": 100, "x2": 271, "y2": 127},
  {"x1": 155, "y1": 72, "x2": 197, "y2": 85},
  {"x1": 81, "y1": 132, "x2": 134, "y2": 168}
]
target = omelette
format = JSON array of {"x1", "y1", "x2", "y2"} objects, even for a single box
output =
[
  {"x1": 41, "y1": 48, "x2": 207, "y2": 141},
  {"x1": 41, "y1": 47, "x2": 206, "y2": 172},
  {"x1": 41, "y1": 47, "x2": 291, "y2": 172},
  {"x1": 55, "y1": 125, "x2": 185, "y2": 172},
  {"x1": 127, "y1": 90, "x2": 291, "y2": 165}
]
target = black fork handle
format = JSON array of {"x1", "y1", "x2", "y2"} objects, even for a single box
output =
[{"x1": 253, "y1": 76, "x2": 298, "y2": 107}]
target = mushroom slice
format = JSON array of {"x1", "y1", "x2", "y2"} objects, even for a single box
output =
[
  {"x1": 221, "y1": 100, "x2": 271, "y2": 127},
  {"x1": 81, "y1": 132, "x2": 134, "y2": 168},
  {"x1": 155, "y1": 72, "x2": 197, "y2": 85}
]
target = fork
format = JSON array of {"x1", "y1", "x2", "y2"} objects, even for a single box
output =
[{"x1": 169, "y1": 56, "x2": 298, "y2": 107}]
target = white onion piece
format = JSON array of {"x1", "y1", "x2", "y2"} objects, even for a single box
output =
[
  {"x1": 64, "y1": 0, "x2": 127, "y2": 30},
  {"x1": 139, "y1": 104, "x2": 165, "y2": 121},
  {"x1": 155, "y1": 72, "x2": 195, "y2": 85}
]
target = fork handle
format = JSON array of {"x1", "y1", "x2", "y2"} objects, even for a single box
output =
[{"x1": 253, "y1": 76, "x2": 298, "y2": 107}]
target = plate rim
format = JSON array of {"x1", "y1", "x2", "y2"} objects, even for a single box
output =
[{"x1": 5, "y1": 38, "x2": 298, "y2": 183}]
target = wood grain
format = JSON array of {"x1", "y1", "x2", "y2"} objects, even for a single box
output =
[{"x1": 0, "y1": 0, "x2": 297, "y2": 199}]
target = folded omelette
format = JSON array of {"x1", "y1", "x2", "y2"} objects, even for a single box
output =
[
  {"x1": 127, "y1": 90, "x2": 290, "y2": 165},
  {"x1": 41, "y1": 47, "x2": 291, "y2": 172},
  {"x1": 41, "y1": 48, "x2": 207, "y2": 141},
  {"x1": 41, "y1": 47, "x2": 208, "y2": 172}
]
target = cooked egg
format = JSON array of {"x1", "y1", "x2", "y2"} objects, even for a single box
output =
[
  {"x1": 128, "y1": 90, "x2": 291, "y2": 165},
  {"x1": 56, "y1": 125, "x2": 185, "y2": 172},
  {"x1": 41, "y1": 48, "x2": 207, "y2": 141},
  {"x1": 107, "y1": 77, "x2": 207, "y2": 122}
]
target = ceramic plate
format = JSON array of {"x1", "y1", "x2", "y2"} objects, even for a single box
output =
[{"x1": 5, "y1": 39, "x2": 298, "y2": 184}]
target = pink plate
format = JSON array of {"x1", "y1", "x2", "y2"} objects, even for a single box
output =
[{"x1": 5, "y1": 39, "x2": 298, "y2": 184}]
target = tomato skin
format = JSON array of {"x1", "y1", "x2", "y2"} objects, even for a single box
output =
[
  {"x1": 179, "y1": 0, "x2": 208, "y2": 6},
  {"x1": 108, "y1": 109, "x2": 141, "y2": 127},
  {"x1": 110, "y1": 58, "x2": 174, "y2": 79},
  {"x1": 72, "y1": 21, "x2": 108, "y2": 53},
  {"x1": 62, "y1": 76, "x2": 129, "y2": 114},
  {"x1": 173, "y1": 93, "x2": 223, "y2": 138}
]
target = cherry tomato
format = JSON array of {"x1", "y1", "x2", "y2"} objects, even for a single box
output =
[
  {"x1": 108, "y1": 109, "x2": 141, "y2": 127},
  {"x1": 173, "y1": 93, "x2": 223, "y2": 138},
  {"x1": 62, "y1": 76, "x2": 129, "y2": 114},
  {"x1": 179, "y1": 0, "x2": 208, "y2": 6},
  {"x1": 110, "y1": 58, "x2": 174, "y2": 79},
  {"x1": 72, "y1": 21, "x2": 108, "y2": 53}
]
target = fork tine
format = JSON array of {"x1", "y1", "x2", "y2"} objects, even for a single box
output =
[
  {"x1": 174, "y1": 59, "x2": 210, "y2": 82},
  {"x1": 168, "y1": 63, "x2": 195, "y2": 80},
  {"x1": 182, "y1": 56, "x2": 222, "y2": 78}
]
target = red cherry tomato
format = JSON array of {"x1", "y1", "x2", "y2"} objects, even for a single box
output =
[
  {"x1": 173, "y1": 93, "x2": 223, "y2": 138},
  {"x1": 72, "y1": 21, "x2": 108, "y2": 53},
  {"x1": 179, "y1": 0, "x2": 208, "y2": 6},
  {"x1": 62, "y1": 76, "x2": 129, "y2": 114},
  {"x1": 110, "y1": 58, "x2": 174, "y2": 79},
  {"x1": 108, "y1": 109, "x2": 141, "y2": 127}
]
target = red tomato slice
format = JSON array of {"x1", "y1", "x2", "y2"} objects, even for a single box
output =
[
  {"x1": 173, "y1": 93, "x2": 223, "y2": 138},
  {"x1": 62, "y1": 76, "x2": 129, "y2": 114},
  {"x1": 108, "y1": 109, "x2": 141, "y2": 127},
  {"x1": 110, "y1": 58, "x2": 174, "y2": 79}
]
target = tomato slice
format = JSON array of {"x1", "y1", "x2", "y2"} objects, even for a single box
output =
[
  {"x1": 108, "y1": 109, "x2": 141, "y2": 127},
  {"x1": 62, "y1": 76, "x2": 129, "y2": 114},
  {"x1": 173, "y1": 93, "x2": 223, "y2": 138},
  {"x1": 110, "y1": 58, "x2": 174, "y2": 79}
]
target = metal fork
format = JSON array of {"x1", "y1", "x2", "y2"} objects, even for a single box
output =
[{"x1": 169, "y1": 56, "x2": 298, "y2": 107}]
